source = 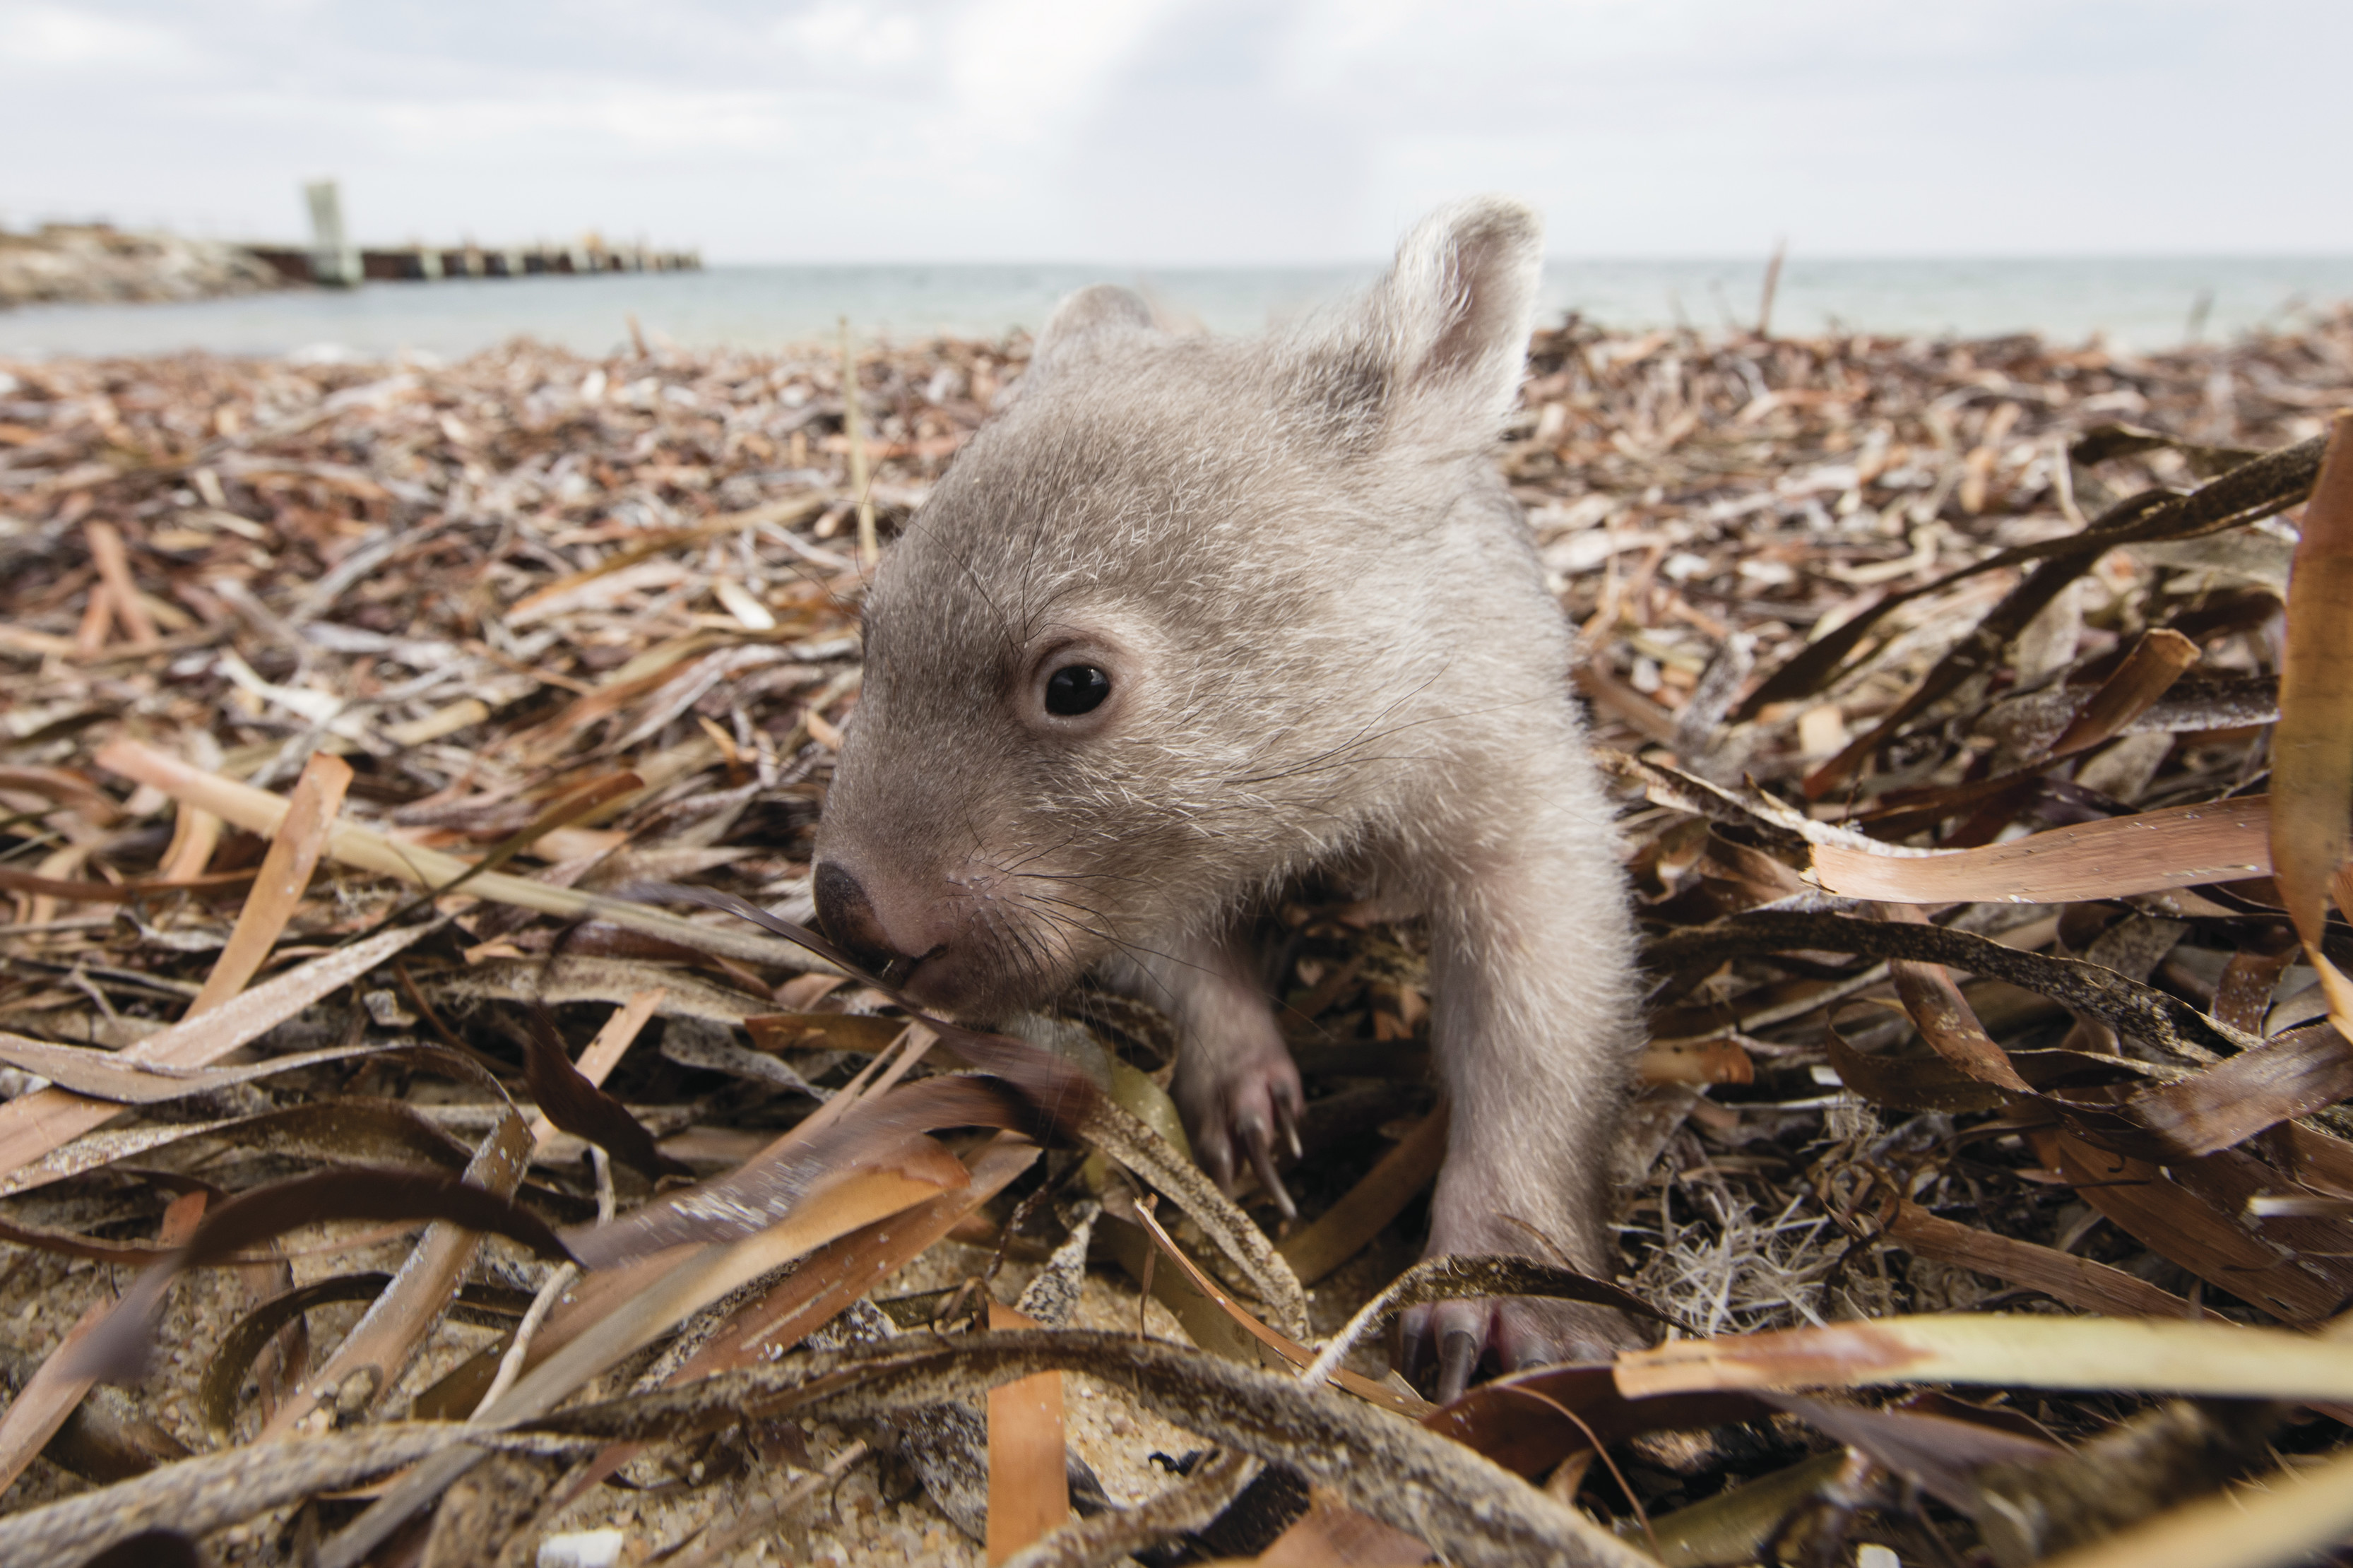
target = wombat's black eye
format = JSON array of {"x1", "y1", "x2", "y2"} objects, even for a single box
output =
[{"x1": 1044, "y1": 663, "x2": 1112, "y2": 716}]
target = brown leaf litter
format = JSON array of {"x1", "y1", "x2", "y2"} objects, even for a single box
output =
[{"x1": 1, "y1": 303, "x2": 2352, "y2": 1566}]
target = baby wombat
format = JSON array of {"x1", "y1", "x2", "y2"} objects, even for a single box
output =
[{"x1": 813, "y1": 198, "x2": 1642, "y2": 1401}]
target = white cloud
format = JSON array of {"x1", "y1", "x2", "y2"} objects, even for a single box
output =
[
  {"x1": 948, "y1": 0, "x2": 1175, "y2": 143},
  {"x1": 777, "y1": 1, "x2": 927, "y2": 74},
  {"x1": 3, "y1": 1, "x2": 187, "y2": 69},
  {"x1": 0, "y1": 0, "x2": 2345, "y2": 261},
  {"x1": 356, "y1": 88, "x2": 802, "y2": 156}
]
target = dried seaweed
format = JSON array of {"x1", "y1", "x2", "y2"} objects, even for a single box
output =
[{"x1": 3, "y1": 303, "x2": 2352, "y2": 1565}]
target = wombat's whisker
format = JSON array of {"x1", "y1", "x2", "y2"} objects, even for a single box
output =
[
  {"x1": 992, "y1": 834, "x2": 1091, "y2": 876},
  {"x1": 1021, "y1": 903, "x2": 1242, "y2": 994},
  {"x1": 990, "y1": 910, "x2": 1057, "y2": 992},
  {"x1": 1015, "y1": 894, "x2": 1207, "y2": 988},
  {"x1": 1009, "y1": 865, "x2": 1158, "y2": 892}
]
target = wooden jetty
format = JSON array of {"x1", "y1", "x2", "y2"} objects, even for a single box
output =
[
  {"x1": 247, "y1": 239, "x2": 701, "y2": 285},
  {"x1": 246, "y1": 181, "x2": 699, "y2": 286}
]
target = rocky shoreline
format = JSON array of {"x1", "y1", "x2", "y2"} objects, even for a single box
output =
[{"x1": 0, "y1": 225, "x2": 289, "y2": 309}]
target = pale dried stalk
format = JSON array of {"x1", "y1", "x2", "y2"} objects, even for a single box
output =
[
  {"x1": 840, "y1": 317, "x2": 878, "y2": 569},
  {"x1": 185, "y1": 751, "x2": 350, "y2": 1017},
  {"x1": 0, "y1": 922, "x2": 432, "y2": 1181},
  {"x1": 93, "y1": 738, "x2": 833, "y2": 973}
]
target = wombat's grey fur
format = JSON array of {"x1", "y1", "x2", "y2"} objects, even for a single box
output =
[{"x1": 813, "y1": 198, "x2": 1642, "y2": 1401}]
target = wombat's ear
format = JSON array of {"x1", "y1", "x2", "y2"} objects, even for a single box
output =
[
  {"x1": 1328, "y1": 197, "x2": 1543, "y2": 436},
  {"x1": 1024, "y1": 284, "x2": 1156, "y2": 388}
]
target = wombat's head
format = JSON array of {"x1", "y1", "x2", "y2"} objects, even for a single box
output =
[{"x1": 812, "y1": 198, "x2": 1544, "y2": 1017}]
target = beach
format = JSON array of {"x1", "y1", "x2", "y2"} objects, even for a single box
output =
[{"x1": 0, "y1": 307, "x2": 2349, "y2": 1562}]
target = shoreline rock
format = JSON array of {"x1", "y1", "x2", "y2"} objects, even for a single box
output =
[{"x1": 0, "y1": 225, "x2": 292, "y2": 310}]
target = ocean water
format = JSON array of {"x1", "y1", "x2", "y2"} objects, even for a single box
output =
[{"x1": 2, "y1": 255, "x2": 2349, "y2": 362}]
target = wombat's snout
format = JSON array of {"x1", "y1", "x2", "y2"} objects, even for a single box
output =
[{"x1": 812, "y1": 860, "x2": 947, "y2": 989}]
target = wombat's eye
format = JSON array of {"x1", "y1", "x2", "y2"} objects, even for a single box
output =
[{"x1": 1044, "y1": 663, "x2": 1112, "y2": 717}]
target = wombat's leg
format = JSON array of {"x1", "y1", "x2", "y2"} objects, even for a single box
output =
[
  {"x1": 1396, "y1": 775, "x2": 1646, "y2": 1402},
  {"x1": 1118, "y1": 929, "x2": 1305, "y2": 1218}
]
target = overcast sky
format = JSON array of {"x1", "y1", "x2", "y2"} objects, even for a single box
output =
[{"x1": 6, "y1": 0, "x2": 2347, "y2": 265}]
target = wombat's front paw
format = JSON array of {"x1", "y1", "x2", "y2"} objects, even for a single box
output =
[
  {"x1": 1397, "y1": 1293, "x2": 1642, "y2": 1405},
  {"x1": 1171, "y1": 1045, "x2": 1304, "y2": 1220}
]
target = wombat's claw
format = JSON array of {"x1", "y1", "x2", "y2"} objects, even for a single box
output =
[
  {"x1": 1238, "y1": 1107, "x2": 1298, "y2": 1221},
  {"x1": 1397, "y1": 1299, "x2": 1497, "y2": 1402},
  {"x1": 1178, "y1": 1050, "x2": 1305, "y2": 1220},
  {"x1": 1397, "y1": 1295, "x2": 1629, "y2": 1404},
  {"x1": 1435, "y1": 1329, "x2": 1481, "y2": 1406}
]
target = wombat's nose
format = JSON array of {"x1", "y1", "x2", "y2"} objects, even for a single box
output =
[{"x1": 812, "y1": 861, "x2": 922, "y2": 982}]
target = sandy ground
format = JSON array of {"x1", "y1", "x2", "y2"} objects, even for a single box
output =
[{"x1": 1, "y1": 1223, "x2": 1356, "y2": 1564}]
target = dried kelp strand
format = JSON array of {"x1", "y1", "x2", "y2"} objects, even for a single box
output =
[
  {"x1": 0, "y1": 1423, "x2": 592, "y2": 1563},
  {"x1": 66, "y1": 1169, "x2": 578, "y2": 1384},
  {"x1": 521, "y1": 1007, "x2": 694, "y2": 1180},
  {"x1": 516, "y1": 1329, "x2": 1656, "y2": 1568},
  {"x1": 624, "y1": 879, "x2": 1311, "y2": 1334},
  {"x1": 559, "y1": 1074, "x2": 1019, "y2": 1269},
  {"x1": 1647, "y1": 910, "x2": 2255, "y2": 1060},
  {"x1": 196, "y1": 1273, "x2": 534, "y2": 1435}
]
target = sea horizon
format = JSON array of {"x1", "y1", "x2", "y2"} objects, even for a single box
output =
[{"x1": 3, "y1": 253, "x2": 2349, "y2": 364}]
